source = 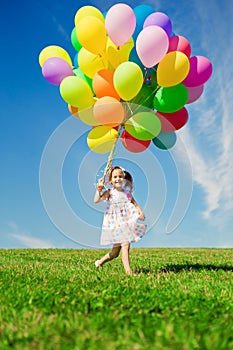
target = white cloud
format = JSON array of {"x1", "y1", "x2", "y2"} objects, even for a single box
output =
[
  {"x1": 8, "y1": 222, "x2": 54, "y2": 248},
  {"x1": 10, "y1": 234, "x2": 54, "y2": 248},
  {"x1": 178, "y1": 127, "x2": 221, "y2": 218},
  {"x1": 52, "y1": 15, "x2": 70, "y2": 42},
  {"x1": 177, "y1": 80, "x2": 233, "y2": 218},
  {"x1": 172, "y1": 1, "x2": 233, "y2": 221}
]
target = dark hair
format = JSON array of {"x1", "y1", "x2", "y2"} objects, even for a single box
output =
[
  {"x1": 124, "y1": 170, "x2": 133, "y2": 192},
  {"x1": 124, "y1": 171, "x2": 133, "y2": 183},
  {"x1": 108, "y1": 166, "x2": 124, "y2": 182}
]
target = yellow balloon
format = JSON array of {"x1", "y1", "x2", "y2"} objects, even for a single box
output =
[
  {"x1": 60, "y1": 76, "x2": 94, "y2": 109},
  {"x1": 78, "y1": 48, "x2": 108, "y2": 78},
  {"x1": 39, "y1": 45, "x2": 73, "y2": 67},
  {"x1": 113, "y1": 62, "x2": 143, "y2": 101},
  {"x1": 76, "y1": 16, "x2": 107, "y2": 55},
  {"x1": 79, "y1": 107, "x2": 99, "y2": 126},
  {"x1": 157, "y1": 51, "x2": 190, "y2": 87},
  {"x1": 74, "y1": 6, "x2": 104, "y2": 26},
  {"x1": 106, "y1": 37, "x2": 134, "y2": 69},
  {"x1": 87, "y1": 126, "x2": 118, "y2": 153}
]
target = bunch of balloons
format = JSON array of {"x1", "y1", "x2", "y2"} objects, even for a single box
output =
[{"x1": 39, "y1": 3, "x2": 212, "y2": 153}]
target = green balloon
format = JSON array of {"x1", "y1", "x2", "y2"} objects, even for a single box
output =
[
  {"x1": 125, "y1": 111, "x2": 161, "y2": 141},
  {"x1": 113, "y1": 62, "x2": 143, "y2": 101},
  {"x1": 152, "y1": 131, "x2": 177, "y2": 150},
  {"x1": 71, "y1": 27, "x2": 82, "y2": 52},
  {"x1": 60, "y1": 76, "x2": 94, "y2": 109},
  {"x1": 153, "y1": 84, "x2": 188, "y2": 113},
  {"x1": 130, "y1": 84, "x2": 156, "y2": 109},
  {"x1": 73, "y1": 67, "x2": 94, "y2": 93}
]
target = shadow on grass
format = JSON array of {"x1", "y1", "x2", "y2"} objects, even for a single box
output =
[
  {"x1": 134, "y1": 263, "x2": 233, "y2": 274},
  {"x1": 160, "y1": 263, "x2": 233, "y2": 273}
]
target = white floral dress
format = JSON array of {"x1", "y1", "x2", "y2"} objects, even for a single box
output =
[{"x1": 100, "y1": 188, "x2": 147, "y2": 245}]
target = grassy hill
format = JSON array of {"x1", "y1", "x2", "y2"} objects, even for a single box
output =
[{"x1": 0, "y1": 248, "x2": 232, "y2": 349}]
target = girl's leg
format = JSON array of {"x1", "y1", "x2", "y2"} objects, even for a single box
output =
[
  {"x1": 121, "y1": 242, "x2": 132, "y2": 275},
  {"x1": 97, "y1": 244, "x2": 121, "y2": 267}
]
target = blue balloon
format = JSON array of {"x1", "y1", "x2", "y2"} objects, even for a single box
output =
[
  {"x1": 73, "y1": 52, "x2": 78, "y2": 68},
  {"x1": 133, "y1": 4, "x2": 155, "y2": 40},
  {"x1": 152, "y1": 131, "x2": 177, "y2": 150}
]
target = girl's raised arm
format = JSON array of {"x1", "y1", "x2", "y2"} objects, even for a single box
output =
[
  {"x1": 94, "y1": 177, "x2": 109, "y2": 203},
  {"x1": 94, "y1": 189, "x2": 109, "y2": 203}
]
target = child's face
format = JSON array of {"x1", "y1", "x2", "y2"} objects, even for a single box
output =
[{"x1": 110, "y1": 169, "x2": 124, "y2": 189}]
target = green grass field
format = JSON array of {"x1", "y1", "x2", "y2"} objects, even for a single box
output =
[{"x1": 0, "y1": 248, "x2": 232, "y2": 350}]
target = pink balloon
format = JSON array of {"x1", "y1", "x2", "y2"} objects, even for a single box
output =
[
  {"x1": 167, "y1": 35, "x2": 191, "y2": 57},
  {"x1": 186, "y1": 85, "x2": 204, "y2": 104},
  {"x1": 182, "y1": 56, "x2": 213, "y2": 87},
  {"x1": 143, "y1": 12, "x2": 172, "y2": 37},
  {"x1": 156, "y1": 107, "x2": 188, "y2": 132},
  {"x1": 105, "y1": 4, "x2": 136, "y2": 46},
  {"x1": 42, "y1": 57, "x2": 73, "y2": 85},
  {"x1": 136, "y1": 25, "x2": 169, "y2": 68}
]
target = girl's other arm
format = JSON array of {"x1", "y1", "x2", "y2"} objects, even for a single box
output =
[{"x1": 131, "y1": 196, "x2": 145, "y2": 221}]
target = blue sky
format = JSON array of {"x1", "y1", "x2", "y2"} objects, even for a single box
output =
[{"x1": 1, "y1": 0, "x2": 232, "y2": 249}]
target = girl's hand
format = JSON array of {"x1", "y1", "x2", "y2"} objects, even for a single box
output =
[
  {"x1": 97, "y1": 177, "x2": 105, "y2": 192},
  {"x1": 97, "y1": 177, "x2": 105, "y2": 186},
  {"x1": 94, "y1": 178, "x2": 109, "y2": 203},
  {"x1": 138, "y1": 209, "x2": 145, "y2": 221}
]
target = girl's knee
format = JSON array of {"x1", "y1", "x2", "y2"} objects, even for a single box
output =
[
  {"x1": 109, "y1": 251, "x2": 119, "y2": 259},
  {"x1": 109, "y1": 248, "x2": 120, "y2": 259},
  {"x1": 121, "y1": 242, "x2": 130, "y2": 251}
]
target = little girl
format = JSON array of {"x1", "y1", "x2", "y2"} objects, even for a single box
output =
[{"x1": 94, "y1": 166, "x2": 147, "y2": 275}]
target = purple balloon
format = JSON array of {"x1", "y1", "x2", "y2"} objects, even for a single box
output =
[
  {"x1": 182, "y1": 56, "x2": 212, "y2": 87},
  {"x1": 42, "y1": 57, "x2": 73, "y2": 85},
  {"x1": 143, "y1": 12, "x2": 172, "y2": 37},
  {"x1": 186, "y1": 85, "x2": 204, "y2": 104}
]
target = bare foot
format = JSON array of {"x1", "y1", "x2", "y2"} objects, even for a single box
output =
[{"x1": 94, "y1": 260, "x2": 102, "y2": 268}]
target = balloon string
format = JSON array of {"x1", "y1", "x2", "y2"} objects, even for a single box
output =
[
  {"x1": 141, "y1": 85, "x2": 161, "y2": 106},
  {"x1": 103, "y1": 124, "x2": 123, "y2": 182},
  {"x1": 101, "y1": 78, "x2": 160, "y2": 183},
  {"x1": 129, "y1": 84, "x2": 161, "y2": 115}
]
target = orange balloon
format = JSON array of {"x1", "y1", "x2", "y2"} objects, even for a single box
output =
[
  {"x1": 68, "y1": 104, "x2": 79, "y2": 118},
  {"x1": 93, "y1": 96, "x2": 125, "y2": 127},
  {"x1": 92, "y1": 69, "x2": 120, "y2": 100}
]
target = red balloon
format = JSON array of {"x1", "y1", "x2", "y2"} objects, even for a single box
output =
[
  {"x1": 156, "y1": 107, "x2": 188, "y2": 132},
  {"x1": 167, "y1": 35, "x2": 191, "y2": 57},
  {"x1": 121, "y1": 130, "x2": 151, "y2": 153}
]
